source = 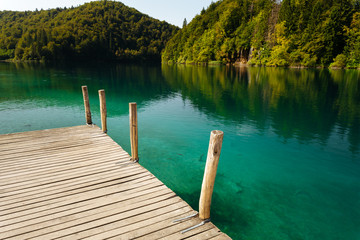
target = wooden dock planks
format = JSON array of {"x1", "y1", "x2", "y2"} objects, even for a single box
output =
[{"x1": 0, "y1": 125, "x2": 231, "y2": 239}]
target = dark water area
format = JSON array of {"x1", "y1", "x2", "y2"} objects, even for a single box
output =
[{"x1": 0, "y1": 62, "x2": 359, "y2": 239}]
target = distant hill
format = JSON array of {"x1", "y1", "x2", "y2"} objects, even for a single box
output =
[
  {"x1": 162, "y1": 0, "x2": 360, "y2": 68},
  {"x1": 0, "y1": 0, "x2": 178, "y2": 61}
]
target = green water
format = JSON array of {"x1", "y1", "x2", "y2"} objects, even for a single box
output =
[{"x1": 0, "y1": 62, "x2": 359, "y2": 239}]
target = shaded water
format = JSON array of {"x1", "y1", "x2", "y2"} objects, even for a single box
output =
[{"x1": 0, "y1": 62, "x2": 359, "y2": 239}]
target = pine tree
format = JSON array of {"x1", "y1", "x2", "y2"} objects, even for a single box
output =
[{"x1": 182, "y1": 18, "x2": 187, "y2": 28}]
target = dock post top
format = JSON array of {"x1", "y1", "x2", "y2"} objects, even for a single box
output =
[{"x1": 210, "y1": 130, "x2": 224, "y2": 138}]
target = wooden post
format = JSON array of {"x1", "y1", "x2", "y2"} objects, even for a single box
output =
[
  {"x1": 98, "y1": 89, "x2": 107, "y2": 133},
  {"x1": 199, "y1": 130, "x2": 224, "y2": 220},
  {"x1": 129, "y1": 102, "x2": 139, "y2": 162},
  {"x1": 81, "y1": 86, "x2": 92, "y2": 124}
]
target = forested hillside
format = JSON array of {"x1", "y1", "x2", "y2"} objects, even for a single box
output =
[
  {"x1": 162, "y1": 0, "x2": 360, "y2": 68},
  {"x1": 0, "y1": 1, "x2": 178, "y2": 61}
]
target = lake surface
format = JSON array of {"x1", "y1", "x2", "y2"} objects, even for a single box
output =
[{"x1": 0, "y1": 62, "x2": 359, "y2": 240}]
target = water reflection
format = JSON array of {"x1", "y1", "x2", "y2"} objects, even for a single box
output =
[
  {"x1": 0, "y1": 62, "x2": 172, "y2": 112},
  {"x1": 161, "y1": 64, "x2": 360, "y2": 154},
  {"x1": 1, "y1": 62, "x2": 359, "y2": 153}
]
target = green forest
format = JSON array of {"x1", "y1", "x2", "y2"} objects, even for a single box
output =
[
  {"x1": 1, "y1": 0, "x2": 360, "y2": 68},
  {"x1": 0, "y1": 1, "x2": 178, "y2": 61},
  {"x1": 162, "y1": 0, "x2": 360, "y2": 68}
]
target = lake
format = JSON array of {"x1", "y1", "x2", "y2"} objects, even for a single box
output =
[{"x1": 0, "y1": 62, "x2": 359, "y2": 240}]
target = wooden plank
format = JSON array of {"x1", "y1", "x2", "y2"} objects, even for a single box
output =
[
  {"x1": 0, "y1": 166, "x2": 143, "y2": 205},
  {"x1": 0, "y1": 137, "x2": 121, "y2": 157},
  {"x1": 130, "y1": 216, "x2": 207, "y2": 240},
  {"x1": 0, "y1": 130, "x2": 107, "y2": 146},
  {"x1": 0, "y1": 158, "x2": 135, "y2": 196},
  {"x1": 0, "y1": 147, "x2": 130, "y2": 176},
  {"x1": 1, "y1": 188, "x2": 176, "y2": 239},
  {"x1": 0, "y1": 132, "x2": 106, "y2": 146},
  {"x1": 0, "y1": 136, "x2": 113, "y2": 156},
  {"x1": 0, "y1": 152, "x2": 129, "y2": 182},
  {"x1": 184, "y1": 227, "x2": 223, "y2": 239},
  {"x1": 1, "y1": 170, "x2": 149, "y2": 210},
  {"x1": 0, "y1": 142, "x2": 124, "y2": 167},
  {"x1": 1, "y1": 175, "x2": 158, "y2": 219},
  {"x1": 0, "y1": 138, "x2": 115, "y2": 159},
  {"x1": 81, "y1": 210, "x2": 196, "y2": 240},
  {"x1": 157, "y1": 221, "x2": 215, "y2": 240},
  {"x1": 0, "y1": 136, "x2": 120, "y2": 156},
  {"x1": 0, "y1": 146, "x2": 113, "y2": 165},
  {"x1": 59, "y1": 206, "x2": 192, "y2": 240},
  {"x1": 0, "y1": 133, "x2": 105, "y2": 148},
  {"x1": 209, "y1": 234, "x2": 232, "y2": 239},
  {"x1": 15, "y1": 193, "x2": 184, "y2": 240},
  {"x1": 0, "y1": 125, "x2": 97, "y2": 142},
  {"x1": 0, "y1": 164, "x2": 137, "y2": 200},
  {"x1": 0, "y1": 150, "x2": 129, "y2": 180},
  {"x1": 0, "y1": 148, "x2": 127, "y2": 175},
  {"x1": 1, "y1": 183, "x2": 167, "y2": 230},
  {"x1": 0, "y1": 155, "x2": 132, "y2": 190}
]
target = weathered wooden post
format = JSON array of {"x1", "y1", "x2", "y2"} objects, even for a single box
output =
[
  {"x1": 129, "y1": 102, "x2": 139, "y2": 162},
  {"x1": 81, "y1": 86, "x2": 92, "y2": 124},
  {"x1": 98, "y1": 89, "x2": 107, "y2": 133},
  {"x1": 199, "y1": 130, "x2": 224, "y2": 220}
]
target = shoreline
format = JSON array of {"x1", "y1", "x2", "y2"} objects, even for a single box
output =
[
  {"x1": 162, "y1": 60, "x2": 360, "y2": 70},
  {"x1": 2, "y1": 58, "x2": 360, "y2": 70}
]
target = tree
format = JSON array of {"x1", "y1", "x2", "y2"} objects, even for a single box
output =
[
  {"x1": 267, "y1": 21, "x2": 290, "y2": 66},
  {"x1": 183, "y1": 18, "x2": 187, "y2": 28},
  {"x1": 343, "y1": 12, "x2": 360, "y2": 67}
]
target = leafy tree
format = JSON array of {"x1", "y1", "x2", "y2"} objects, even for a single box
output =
[
  {"x1": 329, "y1": 54, "x2": 347, "y2": 68},
  {"x1": 267, "y1": 21, "x2": 290, "y2": 66},
  {"x1": 343, "y1": 12, "x2": 360, "y2": 68}
]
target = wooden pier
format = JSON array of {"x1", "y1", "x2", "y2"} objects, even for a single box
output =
[
  {"x1": 1, "y1": 86, "x2": 230, "y2": 239},
  {"x1": 0, "y1": 124, "x2": 231, "y2": 239}
]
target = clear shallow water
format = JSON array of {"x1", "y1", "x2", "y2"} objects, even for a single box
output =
[{"x1": 0, "y1": 62, "x2": 359, "y2": 239}]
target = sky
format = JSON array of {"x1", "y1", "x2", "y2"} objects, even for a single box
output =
[{"x1": 0, "y1": 0, "x2": 215, "y2": 27}]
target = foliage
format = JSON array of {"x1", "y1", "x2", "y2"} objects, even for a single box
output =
[
  {"x1": 343, "y1": 12, "x2": 360, "y2": 68},
  {"x1": 0, "y1": 1, "x2": 178, "y2": 62},
  {"x1": 0, "y1": 49, "x2": 14, "y2": 60},
  {"x1": 329, "y1": 54, "x2": 347, "y2": 68},
  {"x1": 162, "y1": 0, "x2": 360, "y2": 68},
  {"x1": 266, "y1": 21, "x2": 290, "y2": 66}
]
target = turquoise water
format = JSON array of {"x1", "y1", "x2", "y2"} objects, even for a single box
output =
[{"x1": 0, "y1": 62, "x2": 359, "y2": 239}]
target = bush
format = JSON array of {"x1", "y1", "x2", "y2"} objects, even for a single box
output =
[
  {"x1": 0, "y1": 48, "x2": 15, "y2": 60},
  {"x1": 329, "y1": 54, "x2": 347, "y2": 68},
  {"x1": 301, "y1": 54, "x2": 317, "y2": 67},
  {"x1": 208, "y1": 60, "x2": 222, "y2": 65}
]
